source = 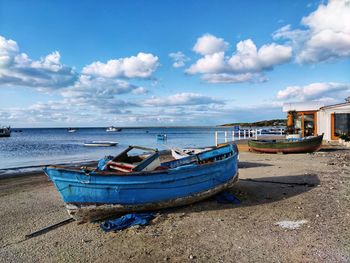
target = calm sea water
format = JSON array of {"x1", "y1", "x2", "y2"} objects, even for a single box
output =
[{"x1": 0, "y1": 127, "x2": 239, "y2": 169}]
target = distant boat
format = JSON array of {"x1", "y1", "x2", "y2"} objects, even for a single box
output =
[
  {"x1": 106, "y1": 126, "x2": 122, "y2": 132},
  {"x1": 68, "y1": 128, "x2": 78, "y2": 133},
  {"x1": 260, "y1": 127, "x2": 285, "y2": 135},
  {"x1": 157, "y1": 134, "x2": 167, "y2": 140},
  {"x1": 0, "y1": 126, "x2": 11, "y2": 137},
  {"x1": 248, "y1": 134, "x2": 323, "y2": 153},
  {"x1": 84, "y1": 141, "x2": 118, "y2": 147},
  {"x1": 43, "y1": 144, "x2": 239, "y2": 221}
]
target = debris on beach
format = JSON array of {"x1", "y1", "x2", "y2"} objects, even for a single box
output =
[
  {"x1": 215, "y1": 191, "x2": 241, "y2": 204},
  {"x1": 100, "y1": 213, "x2": 155, "y2": 232},
  {"x1": 275, "y1": 220, "x2": 308, "y2": 230}
]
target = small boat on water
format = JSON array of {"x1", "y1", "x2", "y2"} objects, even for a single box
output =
[
  {"x1": 84, "y1": 141, "x2": 118, "y2": 147},
  {"x1": 68, "y1": 128, "x2": 78, "y2": 133},
  {"x1": 44, "y1": 144, "x2": 239, "y2": 221},
  {"x1": 0, "y1": 126, "x2": 11, "y2": 137},
  {"x1": 157, "y1": 134, "x2": 167, "y2": 140},
  {"x1": 260, "y1": 127, "x2": 285, "y2": 135},
  {"x1": 248, "y1": 134, "x2": 323, "y2": 153},
  {"x1": 106, "y1": 126, "x2": 122, "y2": 132}
]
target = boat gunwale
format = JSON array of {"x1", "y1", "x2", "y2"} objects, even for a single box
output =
[
  {"x1": 44, "y1": 151, "x2": 238, "y2": 177},
  {"x1": 248, "y1": 134, "x2": 323, "y2": 146}
]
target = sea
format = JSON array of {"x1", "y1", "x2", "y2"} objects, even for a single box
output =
[{"x1": 0, "y1": 127, "x2": 242, "y2": 170}]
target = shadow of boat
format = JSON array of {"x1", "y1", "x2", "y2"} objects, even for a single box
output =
[
  {"x1": 160, "y1": 174, "x2": 320, "y2": 215},
  {"x1": 238, "y1": 161, "x2": 274, "y2": 169}
]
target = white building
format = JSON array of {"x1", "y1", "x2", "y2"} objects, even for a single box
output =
[{"x1": 283, "y1": 101, "x2": 350, "y2": 141}]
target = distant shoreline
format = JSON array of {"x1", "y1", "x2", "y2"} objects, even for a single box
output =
[
  {"x1": 219, "y1": 119, "x2": 286, "y2": 127},
  {"x1": 6, "y1": 123, "x2": 287, "y2": 129}
]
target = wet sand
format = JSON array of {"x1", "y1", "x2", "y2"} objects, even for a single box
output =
[{"x1": 0, "y1": 148, "x2": 349, "y2": 262}]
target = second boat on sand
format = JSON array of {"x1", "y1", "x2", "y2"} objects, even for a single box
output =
[{"x1": 248, "y1": 134, "x2": 323, "y2": 154}]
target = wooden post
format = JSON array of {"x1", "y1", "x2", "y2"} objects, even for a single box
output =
[
  {"x1": 238, "y1": 130, "x2": 241, "y2": 140},
  {"x1": 224, "y1": 131, "x2": 228, "y2": 143},
  {"x1": 255, "y1": 129, "x2": 258, "y2": 139},
  {"x1": 232, "y1": 131, "x2": 235, "y2": 141},
  {"x1": 215, "y1": 131, "x2": 218, "y2": 146}
]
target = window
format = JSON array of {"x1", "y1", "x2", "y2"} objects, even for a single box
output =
[
  {"x1": 294, "y1": 115, "x2": 302, "y2": 135},
  {"x1": 304, "y1": 114, "x2": 315, "y2": 136},
  {"x1": 334, "y1": 113, "x2": 350, "y2": 137}
]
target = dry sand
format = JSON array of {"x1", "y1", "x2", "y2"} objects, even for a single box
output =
[{"x1": 0, "y1": 148, "x2": 349, "y2": 262}]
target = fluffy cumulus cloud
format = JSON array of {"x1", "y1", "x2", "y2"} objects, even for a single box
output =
[
  {"x1": 201, "y1": 73, "x2": 267, "y2": 84},
  {"x1": 186, "y1": 35, "x2": 292, "y2": 83},
  {"x1": 193, "y1": 34, "x2": 229, "y2": 55},
  {"x1": 186, "y1": 52, "x2": 226, "y2": 74},
  {"x1": 60, "y1": 75, "x2": 147, "y2": 100},
  {"x1": 143, "y1": 92, "x2": 224, "y2": 107},
  {"x1": 0, "y1": 35, "x2": 166, "y2": 125},
  {"x1": 228, "y1": 39, "x2": 292, "y2": 72},
  {"x1": 277, "y1": 82, "x2": 350, "y2": 101},
  {"x1": 0, "y1": 36, "x2": 77, "y2": 89},
  {"x1": 82, "y1": 52, "x2": 159, "y2": 78},
  {"x1": 273, "y1": 0, "x2": 350, "y2": 63},
  {"x1": 169, "y1": 51, "x2": 190, "y2": 68}
]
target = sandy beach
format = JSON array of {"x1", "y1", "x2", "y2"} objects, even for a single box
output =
[{"x1": 1, "y1": 147, "x2": 349, "y2": 262}]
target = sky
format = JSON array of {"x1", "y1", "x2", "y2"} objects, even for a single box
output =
[{"x1": 0, "y1": 0, "x2": 349, "y2": 127}]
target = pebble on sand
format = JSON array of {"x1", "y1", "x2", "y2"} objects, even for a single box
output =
[{"x1": 275, "y1": 220, "x2": 308, "y2": 230}]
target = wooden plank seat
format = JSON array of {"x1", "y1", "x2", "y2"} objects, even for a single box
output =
[{"x1": 106, "y1": 161, "x2": 137, "y2": 172}]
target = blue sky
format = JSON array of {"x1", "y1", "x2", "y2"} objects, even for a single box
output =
[{"x1": 0, "y1": 0, "x2": 349, "y2": 127}]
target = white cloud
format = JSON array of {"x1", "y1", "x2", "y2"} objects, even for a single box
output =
[
  {"x1": 201, "y1": 73, "x2": 256, "y2": 84},
  {"x1": 186, "y1": 36, "x2": 292, "y2": 83},
  {"x1": 277, "y1": 82, "x2": 350, "y2": 101},
  {"x1": 169, "y1": 51, "x2": 189, "y2": 68},
  {"x1": 228, "y1": 39, "x2": 292, "y2": 72},
  {"x1": 143, "y1": 93, "x2": 224, "y2": 107},
  {"x1": 82, "y1": 52, "x2": 159, "y2": 78},
  {"x1": 186, "y1": 52, "x2": 226, "y2": 74},
  {"x1": 60, "y1": 75, "x2": 147, "y2": 99},
  {"x1": 273, "y1": 0, "x2": 350, "y2": 63},
  {"x1": 193, "y1": 34, "x2": 229, "y2": 55},
  {"x1": 0, "y1": 36, "x2": 77, "y2": 89}
]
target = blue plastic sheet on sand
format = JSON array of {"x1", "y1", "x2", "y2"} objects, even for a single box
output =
[
  {"x1": 97, "y1": 156, "x2": 113, "y2": 171},
  {"x1": 100, "y1": 213, "x2": 155, "y2": 232},
  {"x1": 215, "y1": 191, "x2": 241, "y2": 204}
]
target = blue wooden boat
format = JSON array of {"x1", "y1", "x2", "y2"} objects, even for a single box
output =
[{"x1": 43, "y1": 144, "x2": 239, "y2": 221}]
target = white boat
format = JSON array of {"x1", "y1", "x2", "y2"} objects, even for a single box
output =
[
  {"x1": 106, "y1": 126, "x2": 122, "y2": 132},
  {"x1": 68, "y1": 128, "x2": 77, "y2": 133},
  {"x1": 84, "y1": 141, "x2": 118, "y2": 147}
]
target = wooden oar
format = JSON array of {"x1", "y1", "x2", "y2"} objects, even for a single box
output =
[{"x1": 25, "y1": 218, "x2": 74, "y2": 240}]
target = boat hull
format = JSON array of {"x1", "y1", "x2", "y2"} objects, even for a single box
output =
[
  {"x1": 66, "y1": 174, "x2": 238, "y2": 222},
  {"x1": 248, "y1": 135, "x2": 323, "y2": 153},
  {"x1": 44, "y1": 153, "x2": 238, "y2": 221}
]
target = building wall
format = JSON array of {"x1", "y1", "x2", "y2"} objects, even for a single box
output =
[{"x1": 317, "y1": 111, "x2": 331, "y2": 140}]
